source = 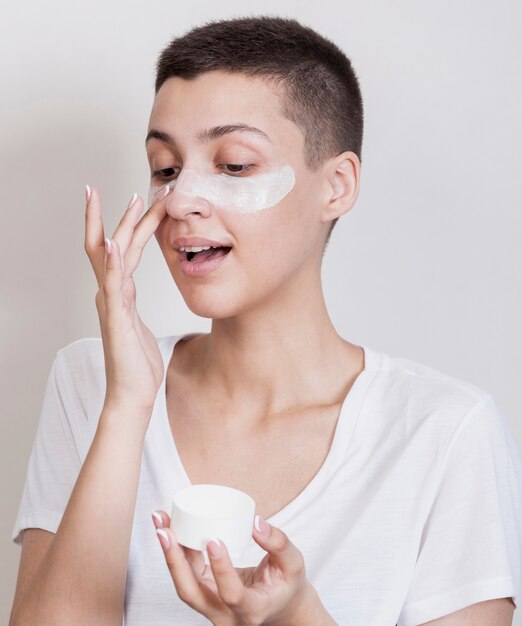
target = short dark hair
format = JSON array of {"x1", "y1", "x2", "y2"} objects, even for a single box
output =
[{"x1": 154, "y1": 15, "x2": 364, "y2": 251}]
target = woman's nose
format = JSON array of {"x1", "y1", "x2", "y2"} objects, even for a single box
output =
[{"x1": 164, "y1": 168, "x2": 213, "y2": 220}]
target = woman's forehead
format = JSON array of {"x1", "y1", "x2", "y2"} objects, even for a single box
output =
[{"x1": 148, "y1": 72, "x2": 303, "y2": 150}]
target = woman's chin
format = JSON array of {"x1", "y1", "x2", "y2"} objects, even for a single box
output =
[{"x1": 182, "y1": 296, "x2": 241, "y2": 320}]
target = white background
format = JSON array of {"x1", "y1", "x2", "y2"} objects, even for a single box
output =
[{"x1": 1, "y1": 0, "x2": 521, "y2": 622}]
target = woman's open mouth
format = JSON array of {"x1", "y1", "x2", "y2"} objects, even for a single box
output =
[{"x1": 177, "y1": 246, "x2": 233, "y2": 276}]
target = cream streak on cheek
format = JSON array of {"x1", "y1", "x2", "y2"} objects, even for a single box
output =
[{"x1": 148, "y1": 165, "x2": 296, "y2": 214}]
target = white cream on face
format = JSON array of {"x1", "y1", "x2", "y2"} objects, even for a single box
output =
[{"x1": 148, "y1": 164, "x2": 295, "y2": 214}]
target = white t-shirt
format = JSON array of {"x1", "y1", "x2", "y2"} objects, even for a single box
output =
[{"x1": 12, "y1": 333, "x2": 522, "y2": 625}]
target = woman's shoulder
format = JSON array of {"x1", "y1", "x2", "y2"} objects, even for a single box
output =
[
  {"x1": 53, "y1": 337, "x2": 106, "y2": 383},
  {"x1": 366, "y1": 345, "x2": 494, "y2": 443},
  {"x1": 55, "y1": 334, "x2": 178, "y2": 365},
  {"x1": 53, "y1": 334, "x2": 184, "y2": 384},
  {"x1": 370, "y1": 345, "x2": 491, "y2": 403},
  {"x1": 56, "y1": 335, "x2": 103, "y2": 359}
]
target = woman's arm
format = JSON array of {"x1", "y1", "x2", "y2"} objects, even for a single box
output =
[
  {"x1": 10, "y1": 403, "x2": 151, "y2": 626},
  {"x1": 11, "y1": 184, "x2": 174, "y2": 625}
]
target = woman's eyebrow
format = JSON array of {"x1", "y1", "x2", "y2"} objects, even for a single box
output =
[{"x1": 145, "y1": 124, "x2": 273, "y2": 146}]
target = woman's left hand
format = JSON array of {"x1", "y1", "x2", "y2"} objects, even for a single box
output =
[{"x1": 152, "y1": 509, "x2": 320, "y2": 626}]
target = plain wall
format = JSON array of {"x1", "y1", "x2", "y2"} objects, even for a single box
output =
[{"x1": 1, "y1": 0, "x2": 521, "y2": 622}]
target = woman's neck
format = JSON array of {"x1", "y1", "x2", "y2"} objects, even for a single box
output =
[{"x1": 172, "y1": 281, "x2": 364, "y2": 424}]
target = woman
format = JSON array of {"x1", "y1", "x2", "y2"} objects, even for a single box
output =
[{"x1": 10, "y1": 15, "x2": 521, "y2": 626}]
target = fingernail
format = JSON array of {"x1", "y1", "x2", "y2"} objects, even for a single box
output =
[
  {"x1": 162, "y1": 184, "x2": 170, "y2": 198},
  {"x1": 156, "y1": 528, "x2": 170, "y2": 549},
  {"x1": 152, "y1": 511, "x2": 163, "y2": 528},
  {"x1": 86, "y1": 184, "x2": 91, "y2": 202},
  {"x1": 254, "y1": 515, "x2": 270, "y2": 535},
  {"x1": 207, "y1": 538, "x2": 222, "y2": 558},
  {"x1": 104, "y1": 238, "x2": 112, "y2": 254},
  {"x1": 128, "y1": 192, "x2": 138, "y2": 209}
]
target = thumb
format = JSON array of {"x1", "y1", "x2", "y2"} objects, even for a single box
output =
[{"x1": 253, "y1": 516, "x2": 305, "y2": 578}]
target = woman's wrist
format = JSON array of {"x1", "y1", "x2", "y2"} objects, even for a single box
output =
[{"x1": 267, "y1": 581, "x2": 338, "y2": 626}]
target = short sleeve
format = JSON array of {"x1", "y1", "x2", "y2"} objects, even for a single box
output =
[
  {"x1": 397, "y1": 394, "x2": 522, "y2": 626},
  {"x1": 11, "y1": 352, "x2": 83, "y2": 546}
]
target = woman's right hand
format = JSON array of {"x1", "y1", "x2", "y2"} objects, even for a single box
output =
[{"x1": 84, "y1": 184, "x2": 173, "y2": 414}]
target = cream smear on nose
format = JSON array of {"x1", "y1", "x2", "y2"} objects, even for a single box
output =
[{"x1": 148, "y1": 165, "x2": 295, "y2": 214}]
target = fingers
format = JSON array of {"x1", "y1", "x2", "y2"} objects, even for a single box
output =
[
  {"x1": 154, "y1": 522, "x2": 210, "y2": 611},
  {"x1": 206, "y1": 538, "x2": 246, "y2": 608},
  {"x1": 102, "y1": 237, "x2": 125, "y2": 318},
  {"x1": 151, "y1": 510, "x2": 207, "y2": 578},
  {"x1": 84, "y1": 185, "x2": 106, "y2": 287},
  {"x1": 252, "y1": 516, "x2": 305, "y2": 579},
  {"x1": 151, "y1": 509, "x2": 308, "y2": 624},
  {"x1": 152, "y1": 509, "x2": 167, "y2": 529},
  {"x1": 84, "y1": 184, "x2": 172, "y2": 288},
  {"x1": 108, "y1": 192, "x2": 144, "y2": 261},
  {"x1": 124, "y1": 184, "x2": 172, "y2": 278}
]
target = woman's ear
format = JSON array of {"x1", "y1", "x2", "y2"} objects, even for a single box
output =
[{"x1": 320, "y1": 151, "x2": 360, "y2": 224}]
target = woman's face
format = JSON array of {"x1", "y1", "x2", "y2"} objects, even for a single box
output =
[{"x1": 146, "y1": 70, "x2": 332, "y2": 319}]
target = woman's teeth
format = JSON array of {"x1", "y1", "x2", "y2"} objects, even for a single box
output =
[{"x1": 179, "y1": 246, "x2": 212, "y2": 252}]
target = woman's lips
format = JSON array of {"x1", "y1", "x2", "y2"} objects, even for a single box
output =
[{"x1": 178, "y1": 247, "x2": 232, "y2": 277}]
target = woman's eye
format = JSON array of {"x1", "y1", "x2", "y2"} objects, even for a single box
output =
[
  {"x1": 218, "y1": 164, "x2": 255, "y2": 176},
  {"x1": 152, "y1": 164, "x2": 255, "y2": 180},
  {"x1": 152, "y1": 167, "x2": 179, "y2": 180}
]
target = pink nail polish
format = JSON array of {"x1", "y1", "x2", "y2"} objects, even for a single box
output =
[
  {"x1": 86, "y1": 184, "x2": 91, "y2": 202},
  {"x1": 152, "y1": 511, "x2": 163, "y2": 527},
  {"x1": 156, "y1": 528, "x2": 170, "y2": 549},
  {"x1": 255, "y1": 515, "x2": 270, "y2": 535},
  {"x1": 128, "y1": 192, "x2": 138, "y2": 209},
  {"x1": 207, "y1": 538, "x2": 222, "y2": 558}
]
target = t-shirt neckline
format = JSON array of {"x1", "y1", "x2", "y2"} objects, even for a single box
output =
[{"x1": 157, "y1": 332, "x2": 378, "y2": 525}]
